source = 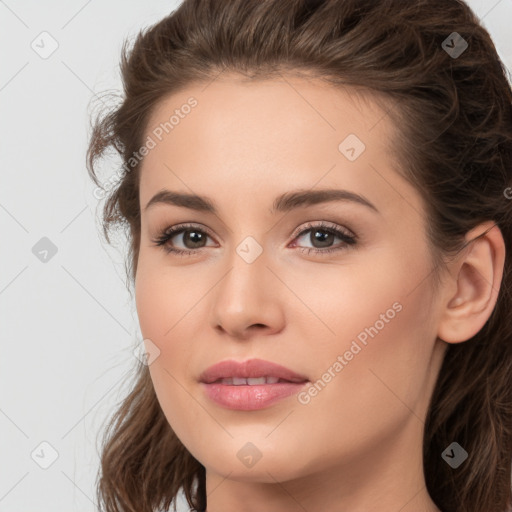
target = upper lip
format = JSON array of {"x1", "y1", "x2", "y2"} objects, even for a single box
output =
[{"x1": 199, "y1": 358, "x2": 309, "y2": 384}]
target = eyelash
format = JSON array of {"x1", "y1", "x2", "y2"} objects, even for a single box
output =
[{"x1": 150, "y1": 221, "x2": 357, "y2": 257}]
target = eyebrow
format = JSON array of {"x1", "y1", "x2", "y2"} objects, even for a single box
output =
[{"x1": 144, "y1": 188, "x2": 379, "y2": 215}]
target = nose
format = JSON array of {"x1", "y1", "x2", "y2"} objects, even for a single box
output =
[{"x1": 209, "y1": 247, "x2": 285, "y2": 340}]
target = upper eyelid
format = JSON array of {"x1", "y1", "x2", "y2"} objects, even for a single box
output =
[{"x1": 291, "y1": 221, "x2": 354, "y2": 238}]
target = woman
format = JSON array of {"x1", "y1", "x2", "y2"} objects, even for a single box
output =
[{"x1": 87, "y1": 0, "x2": 512, "y2": 511}]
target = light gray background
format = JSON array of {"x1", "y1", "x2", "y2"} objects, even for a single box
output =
[{"x1": 1, "y1": 1, "x2": 511, "y2": 511}]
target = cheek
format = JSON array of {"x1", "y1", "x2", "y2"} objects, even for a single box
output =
[
  {"x1": 288, "y1": 242, "x2": 432, "y2": 354},
  {"x1": 296, "y1": 253, "x2": 437, "y2": 445},
  {"x1": 134, "y1": 258, "x2": 208, "y2": 436},
  {"x1": 134, "y1": 254, "x2": 208, "y2": 343}
]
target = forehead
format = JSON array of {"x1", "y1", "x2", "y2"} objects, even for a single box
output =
[
  {"x1": 138, "y1": 75, "x2": 421, "y2": 222},
  {"x1": 144, "y1": 74, "x2": 392, "y2": 149}
]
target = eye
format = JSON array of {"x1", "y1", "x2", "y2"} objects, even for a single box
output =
[
  {"x1": 290, "y1": 221, "x2": 357, "y2": 255},
  {"x1": 150, "y1": 221, "x2": 357, "y2": 257},
  {"x1": 150, "y1": 223, "x2": 216, "y2": 256}
]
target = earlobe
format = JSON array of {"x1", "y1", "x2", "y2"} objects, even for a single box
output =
[{"x1": 437, "y1": 221, "x2": 505, "y2": 345}]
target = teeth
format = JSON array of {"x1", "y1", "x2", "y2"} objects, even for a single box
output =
[
  {"x1": 218, "y1": 376, "x2": 282, "y2": 385},
  {"x1": 247, "y1": 377, "x2": 266, "y2": 385}
]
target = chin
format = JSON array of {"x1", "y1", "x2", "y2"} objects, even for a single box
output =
[{"x1": 195, "y1": 438, "x2": 317, "y2": 483}]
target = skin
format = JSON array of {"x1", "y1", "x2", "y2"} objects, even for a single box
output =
[{"x1": 134, "y1": 73, "x2": 505, "y2": 512}]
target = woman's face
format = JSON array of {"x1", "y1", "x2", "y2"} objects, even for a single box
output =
[{"x1": 135, "y1": 75, "x2": 448, "y2": 492}]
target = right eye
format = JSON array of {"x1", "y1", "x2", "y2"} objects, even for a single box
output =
[{"x1": 151, "y1": 223, "x2": 217, "y2": 256}]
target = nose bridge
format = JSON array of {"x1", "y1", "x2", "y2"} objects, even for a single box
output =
[
  {"x1": 219, "y1": 234, "x2": 269, "y2": 305},
  {"x1": 209, "y1": 231, "x2": 283, "y2": 336},
  {"x1": 220, "y1": 210, "x2": 270, "y2": 281}
]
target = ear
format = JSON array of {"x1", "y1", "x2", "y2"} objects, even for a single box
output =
[{"x1": 437, "y1": 221, "x2": 506, "y2": 344}]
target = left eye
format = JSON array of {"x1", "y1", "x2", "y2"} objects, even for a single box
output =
[
  {"x1": 292, "y1": 222, "x2": 357, "y2": 254},
  {"x1": 151, "y1": 222, "x2": 357, "y2": 256}
]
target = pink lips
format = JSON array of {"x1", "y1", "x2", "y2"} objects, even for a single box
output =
[{"x1": 199, "y1": 358, "x2": 309, "y2": 411}]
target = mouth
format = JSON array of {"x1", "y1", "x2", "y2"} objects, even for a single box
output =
[
  {"x1": 211, "y1": 376, "x2": 302, "y2": 385},
  {"x1": 199, "y1": 358, "x2": 309, "y2": 411},
  {"x1": 199, "y1": 358, "x2": 309, "y2": 384}
]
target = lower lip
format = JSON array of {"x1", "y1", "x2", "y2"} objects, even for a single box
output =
[{"x1": 201, "y1": 381, "x2": 308, "y2": 410}]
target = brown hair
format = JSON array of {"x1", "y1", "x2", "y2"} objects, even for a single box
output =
[{"x1": 86, "y1": 1, "x2": 512, "y2": 511}]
